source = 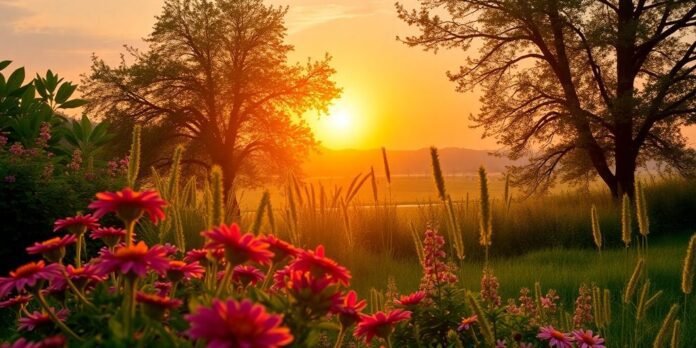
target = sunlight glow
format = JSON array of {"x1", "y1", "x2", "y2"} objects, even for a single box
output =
[{"x1": 310, "y1": 98, "x2": 367, "y2": 149}]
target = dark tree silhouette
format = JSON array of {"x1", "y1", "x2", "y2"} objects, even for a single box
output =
[
  {"x1": 83, "y1": 0, "x2": 340, "y2": 203},
  {"x1": 398, "y1": 0, "x2": 696, "y2": 198}
]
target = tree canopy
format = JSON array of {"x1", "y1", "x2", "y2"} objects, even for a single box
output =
[
  {"x1": 83, "y1": 0, "x2": 340, "y2": 194},
  {"x1": 398, "y1": 0, "x2": 696, "y2": 197}
]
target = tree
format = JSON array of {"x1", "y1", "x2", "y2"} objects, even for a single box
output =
[
  {"x1": 397, "y1": 0, "x2": 696, "y2": 198},
  {"x1": 83, "y1": 0, "x2": 340, "y2": 201}
]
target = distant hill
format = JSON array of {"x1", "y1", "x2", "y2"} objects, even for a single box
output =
[{"x1": 302, "y1": 147, "x2": 522, "y2": 178}]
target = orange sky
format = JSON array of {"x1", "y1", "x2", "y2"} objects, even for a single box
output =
[{"x1": 3, "y1": 0, "x2": 694, "y2": 150}]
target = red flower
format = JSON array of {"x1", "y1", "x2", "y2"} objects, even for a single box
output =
[
  {"x1": 186, "y1": 299, "x2": 293, "y2": 348},
  {"x1": 287, "y1": 245, "x2": 351, "y2": 286},
  {"x1": 394, "y1": 291, "x2": 426, "y2": 307},
  {"x1": 90, "y1": 227, "x2": 127, "y2": 247},
  {"x1": 1, "y1": 335, "x2": 65, "y2": 348},
  {"x1": 202, "y1": 223, "x2": 273, "y2": 266},
  {"x1": 136, "y1": 292, "x2": 182, "y2": 320},
  {"x1": 331, "y1": 290, "x2": 367, "y2": 328},
  {"x1": 232, "y1": 265, "x2": 265, "y2": 286},
  {"x1": 167, "y1": 260, "x2": 205, "y2": 282},
  {"x1": 184, "y1": 248, "x2": 225, "y2": 265},
  {"x1": 89, "y1": 187, "x2": 166, "y2": 223},
  {"x1": 0, "y1": 294, "x2": 32, "y2": 309},
  {"x1": 355, "y1": 309, "x2": 412, "y2": 344},
  {"x1": 18, "y1": 308, "x2": 68, "y2": 332},
  {"x1": 65, "y1": 264, "x2": 105, "y2": 288},
  {"x1": 95, "y1": 241, "x2": 170, "y2": 278},
  {"x1": 25, "y1": 235, "x2": 77, "y2": 262},
  {"x1": 283, "y1": 270, "x2": 341, "y2": 317},
  {"x1": 0, "y1": 261, "x2": 63, "y2": 298},
  {"x1": 458, "y1": 315, "x2": 478, "y2": 331},
  {"x1": 259, "y1": 235, "x2": 299, "y2": 263},
  {"x1": 53, "y1": 214, "x2": 99, "y2": 234}
]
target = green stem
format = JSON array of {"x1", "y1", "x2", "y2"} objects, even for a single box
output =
[
  {"x1": 125, "y1": 220, "x2": 136, "y2": 247},
  {"x1": 123, "y1": 276, "x2": 138, "y2": 339},
  {"x1": 35, "y1": 290, "x2": 83, "y2": 341},
  {"x1": 261, "y1": 262, "x2": 277, "y2": 290},
  {"x1": 385, "y1": 336, "x2": 393, "y2": 348},
  {"x1": 334, "y1": 327, "x2": 345, "y2": 348},
  {"x1": 61, "y1": 268, "x2": 97, "y2": 310},
  {"x1": 75, "y1": 234, "x2": 83, "y2": 268},
  {"x1": 214, "y1": 263, "x2": 233, "y2": 298}
]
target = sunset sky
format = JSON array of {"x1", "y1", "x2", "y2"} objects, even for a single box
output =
[{"x1": 3, "y1": 0, "x2": 694, "y2": 150}]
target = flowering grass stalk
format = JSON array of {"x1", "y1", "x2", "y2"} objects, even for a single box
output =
[{"x1": 33, "y1": 289, "x2": 82, "y2": 341}]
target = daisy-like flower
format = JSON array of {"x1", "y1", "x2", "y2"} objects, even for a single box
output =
[
  {"x1": 202, "y1": 223, "x2": 273, "y2": 266},
  {"x1": 136, "y1": 292, "x2": 182, "y2": 320},
  {"x1": 354, "y1": 309, "x2": 412, "y2": 344},
  {"x1": 288, "y1": 245, "x2": 351, "y2": 286},
  {"x1": 1, "y1": 335, "x2": 66, "y2": 348},
  {"x1": 572, "y1": 330, "x2": 606, "y2": 348},
  {"x1": 186, "y1": 299, "x2": 293, "y2": 348},
  {"x1": 0, "y1": 261, "x2": 63, "y2": 298},
  {"x1": 394, "y1": 291, "x2": 426, "y2": 307},
  {"x1": 0, "y1": 294, "x2": 32, "y2": 309},
  {"x1": 331, "y1": 290, "x2": 367, "y2": 328},
  {"x1": 88, "y1": 187, "x2": 166, "y2": 223},
  {"x1": 520, "y1": 343, "x2": 533, "y2": 348},
  {"x1": 154, "y1": 281, "x2": 172, "y2": 296},
  {"x1": 65, "y1": 264, "x2": 105, "y2": 288},
  {"x1": 285, "y1": 270, "x2": 342, "y2": 316},
  {"x1": 259, "y1": 235, "x2": 299, "y2": 263},
  {"x1": 458, "y1": 315, "x2": 478, "y2": 331},
  {"x1": 537, "y1": 326, "x2": 574, "y2": 348},
  {"x1": 95, "y1": 241, "x2": 170, "y2": 278},
  {"x1": 90, "y1": 227, "x2": 127, "y2": 247},
  {"x1": 184, "y1": 248, "x2": 225, "y2": 265},
  {"x1": 18, "y1": 308, "x2": 69, "y2": 332},
  {"x1": 167, "y1": 260, "x2": 205, "y2": 282},
  {"x1": 496, "y1": 339, "x2": 507, "y2": 348},
  {"x1": 53, "y1": 214, "x2": 100, "y2": 234},
  {"x1": 25, "y1": 235, "x2": 77, "y2": 262},
  {"x1": 232, "y1": 265, "x2": 265, "y2": 286}
]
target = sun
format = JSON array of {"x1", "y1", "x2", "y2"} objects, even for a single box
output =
[{"x1": 311, "y1": 101, "x2": 364, "y2": 148}]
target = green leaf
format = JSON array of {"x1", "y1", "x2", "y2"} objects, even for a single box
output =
[
  {"x1": 34, "y1": 75, "x2": 48, "y2": 99},
  {"x1": 6, "y1": 67, "x2": 25, "y2": 92},
  {"x1": 58, "y1": 99, "x2": 89, "y2": 109},
  {"x1": 55, "y1": 82, "x2": 77, "y2": 104},
  {"x1": 0, "y1": 60, "x2": 11, "y2": 72},
  {"x1": 45, "y1": 70, "x2": 58, "y2": 93}
]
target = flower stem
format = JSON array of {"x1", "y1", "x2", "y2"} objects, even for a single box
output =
[
  {"x1": 214, "y1": 263, "x2": 233, "y2": 298},
  {"x1": 75, "y1": 234, "x2": 83, "y2": 268},
  {"x1": 125, "y1": 220, "x2": 136, "y2": 247},
  {"x1": 35, "y1": 290, "x2": 83, "y2": 341},
  {"x1": 61, "y1": 268, "x2": 97, "y2": 310},
  {"x1": 123, "y1": 276, "x2": 138, "y2": 339},
  {"x1": 334, "y1": 327, "x2": 345, "y2": 348}
]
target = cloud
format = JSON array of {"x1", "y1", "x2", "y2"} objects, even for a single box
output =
[{"x1": 279, "y1": 0, "x2": 391, "y2": 34}]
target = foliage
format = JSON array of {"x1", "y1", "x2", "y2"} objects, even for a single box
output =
[
  {"x1": 82, "y1": 0, "x2": 341, "y2": 196},
  {"x1": 397, "y1": 0, "x2": 696, "y2": 198}
]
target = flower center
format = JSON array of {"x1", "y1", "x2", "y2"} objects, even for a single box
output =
[
  {"x1": 551, "y1": 330, "x2": 566, "y2": 340},
  {"x1": 11, "y1": 262, "x2": 43, "y2": 278}
]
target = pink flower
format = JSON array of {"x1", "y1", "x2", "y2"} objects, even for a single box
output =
[
  {"x1": 419, "y1": 228, "x2": 457, "y2": 293},
  {"x1": 458, "y1": 315, "x2": 478, "y2": 331},
  {"x1": 259, "y1": 235, "x2": 299, "y2": 263},
  {"x1": 202, "y1": 223, "x2": 273, "y2": 266},
  {"x1": 354, "y1": 309, "x2": 412, "y2": 344},
  {"x1": 572, "y1": 330, "x2": 606, "y2": 348},
  {"x1": 95, "y1": 241, "x2": 170, "y2": 277},
  {"x1": 25, "y1": 235, "x2": 77, "y2": 262},
  {"x1": 287, "y1": 245, "x2": 351, "y2": 286},
  {"x1": 18, "y1": 308, "x2": 68, "y2": 332},
  {"x1": 66, "y1": 149, "x2": 82, "y2": 171},
  {"x1": 480, "y1": 268, "x2": 501, "y2": 308},
  {"x1": 53, "y1": 214, "x2": 100, "y2": 234},
  {"x1": 186, "y1": 299, "x2": 293, "y2": 348},
  {"x1": 537, "y1": 326, "x2": 574, "y2": 348},
  {"x1": 394, "y1": 291, "x2": 426, "y2": 307},
  {"x1": 331, "y1": 290, "x2": 367, "y2": 328},
  {"x1": 0, "y1": 261, "x2": 63, "y2": 298},
  {"x1": 232, "y1": 265, "x2": 265, "y2": 286},
  {"x1": 90, "y1": 227, "x2": 127, "y2": 247},
  {"x1": 167, "y1": 260, "x2": 205, "y2": 282},
  {"x1": 520, "y1": 343, "x2": 533, "y2": 348},
  {"x1": 283, "y1": 270, "x2": 342, "y2": 316},
  {"x1": 136, "y1": 292, "x2": 182, "y2": 319},
  {"x1": 89, "y1": 187, "x2": 167, "y2": 223},
  {"x1": 573, "y1": 284, "x2": 593, "y2": 328},
  {"x1": 0, "y1": 294, "x2": 32, "y2": 309},
  {"x1": 9, "y1": 142, "x2": 24, "y2": 156},
  {"x1": 496, "y1": 339, "x2": 507, "y2": 348},
  {"x1": 1, "y1": 335, "x2": 65, "y2": 348},
  {"x1": 4, "y1": 176, "x2": 15, "y2": 183},
  {"x1": 65, "y1": 264, "x2": 105, "y2": 288},
  {"x1": 184, "y1": 248, "x2": 225, "y2": 265},
  {"x1": 154, "y1": 281, "x2": 172, "y2": 296}
]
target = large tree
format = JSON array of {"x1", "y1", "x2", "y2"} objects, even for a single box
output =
[
  {"x1": 83, "y1": 0, "x2": 340, "y2": 197},
  {"x1": 398, "y1": 0, "x2": 696, "y2": 198}
]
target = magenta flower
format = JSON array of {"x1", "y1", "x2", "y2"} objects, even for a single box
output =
[
  {"x1": 572, "y1": 330, "x2": 606, "y2": 348},
  {"x1": 186, "y1": 299, "x2": 293, "y2": 348},
  {"x1": 167, "y1": 260, "x2": 205, "y2": 282},
  {"x1": 458, "y1": 315, "x2": 478, "y2": 331},
  {"x1": 202, "y1": 223, "x2": 274, "y2": 266},
  {"x1": 18, "y1": 308, "x2": 68, "y2": 332},
  {"x1": 288, "y1": 245, "x2": 351, "y2": 286},
  {"x1": 259, "y1": 234, "x2": 299, "y2": 263},
  {"x1": 136, "y1": 292, "x2": 182, "y2": 319},
  {"x1": 355, "y1": 309, "x2": 412, "y2": 344},
  {"x1": 184, "y1": 248, "x2": 225, "y2": 265},
  {"x1": 25, "y1": 235, "x2": 77, "y2": 262},
  {"x1": 331, "y1": 290, "x2": 367, "y2": 328},
  {"x1": 0, "y1": 294, "x2": 32, "y2": 309},
  {"x1": 95, "y1": 241, "x2": 170, "y2": 277},
  {"x1": 88, "y1": 187, "x2": 167, "y2": 223},
  {"x1": 394, "y1": 291, "x2": 426, "y2": 307},
  {"x1": 0, "y1": 261, "x2": 63, "y2": 298},
  {"x1": 538, "y1": 326, "x2": 574, "y2": 348},
  {"x1": 53, "y1": 214, "x2": 100, "y2": 234},
  {"x1": 90, "y1": 227, "x2": 127, "y2": 247},
  {"x1": 0, "y1": 335, "x2": 65, "y2": 348},
  {"x1": 232, "y1": 265, "x2": 265, "y2": 286}
]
